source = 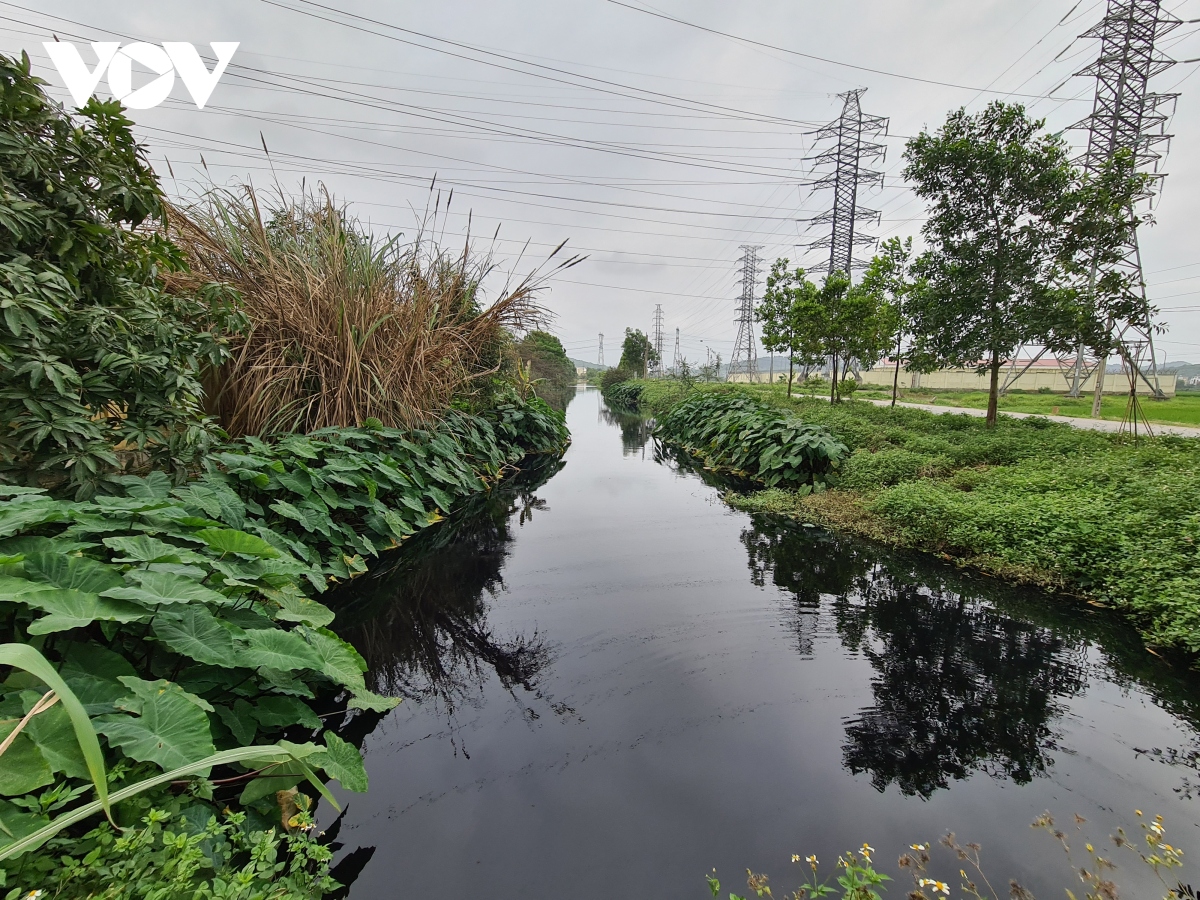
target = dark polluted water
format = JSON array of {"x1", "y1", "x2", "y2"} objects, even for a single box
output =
[{"x1": 325, "y1": 387, "x2": 1200, "y2": 899}]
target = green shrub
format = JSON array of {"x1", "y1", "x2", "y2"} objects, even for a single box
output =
[
  {"x1": 604, "y1": 379, "x2": 644, "y2": 410},
  {"x1": 5, "y1": 796, "x2": 336, "y2": 899},
  {"x1": 599, "y1": 367, "x2": 632, "y2": 392},
  {"x1": 656, "y1": 392, "x2": 847, "y2": 489},
  {"x1": 0, "y1": 53, "x2": 242, "y2": 498}
]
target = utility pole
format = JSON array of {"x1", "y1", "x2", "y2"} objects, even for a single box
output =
[
  {"x1": 806, "y1": 89, "x2": 888, "y2": 279},
  {"x1": 598, "y1": 333, "x2": 604, "y2": 368},
  {"x1": 1077, "y1": 0, "x2": 1177, "y2": 412},
  {"x1": 727, "y1": 245, "x2": 763, "y2": 381},
  {"x1": 651, "y1": 304, "x2": 665, "y2": 378}
]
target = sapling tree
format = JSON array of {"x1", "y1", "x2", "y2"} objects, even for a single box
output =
[
  {"x1": 903, "y1": 102, "x2": 1077, "y2": 426},
  {"x1": 756, "y1": 259, "x2": 819, "y2": 398},
  {"x1": 859, "y1": 238, "x2": 917, "y2": 407},
  {"x1": 791, "y1": 271, "x2": 896, "y2": 403}
]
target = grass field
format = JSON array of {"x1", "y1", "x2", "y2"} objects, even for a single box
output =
[{"x1": 844, "y1": 385, "x2": 1200, "y2": 426}]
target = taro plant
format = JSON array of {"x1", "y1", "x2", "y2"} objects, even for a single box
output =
[{"x1": 656, "y1": 392, "x2": 847, "y2": 490}]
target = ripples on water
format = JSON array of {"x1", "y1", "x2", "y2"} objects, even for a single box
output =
[{"x1": 323, "y1": 388, "x2": 1200, "y2": 899}]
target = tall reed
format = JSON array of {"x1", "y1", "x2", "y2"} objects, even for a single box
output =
[{"x1": 166, "y1": 185, "x2": 573, "y2": 436}]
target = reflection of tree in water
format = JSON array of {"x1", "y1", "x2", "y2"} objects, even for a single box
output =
[
  {"x1": 738, "y1": 514, "x2": 1090, "y2": 798},
  {"x1": 331, "y1": 458, "x2": 562, "y2": 715},
  {"x1": 835, "y1": 578, "x2": 1088, "y2": 797},
  {"x1": 599, "y1": 402, "x2": 653, "y2": 455}
]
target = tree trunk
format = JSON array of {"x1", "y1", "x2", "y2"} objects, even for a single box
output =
[
  {"x1": 986, "y1": 350, "x2": 1000, "y2": 427},
  {"x1": 891, "y1": 339, "x2": 902, "y2": 408},
  {"x1": 830, "y1": 355, "x2": 838, "y2": 403},
  {"x1": 787, "y1": 358, "x2": 794, "y2": 399}
]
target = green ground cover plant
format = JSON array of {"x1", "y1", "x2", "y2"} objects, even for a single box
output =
[{"x1": 654, "y1": 392, "x2": 847, "y2": 491}]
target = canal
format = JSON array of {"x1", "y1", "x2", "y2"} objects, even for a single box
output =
[{"x1": 327, "y1": 386, "x2": 1200, "y2": 898}]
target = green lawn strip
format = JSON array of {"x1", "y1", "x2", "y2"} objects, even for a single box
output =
[{"x1": 839, "y1": 385, "x2": 1200, "y2": 428}]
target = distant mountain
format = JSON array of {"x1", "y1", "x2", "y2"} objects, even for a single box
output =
[{"x1": 569, "y1": 357, "x2": 605, "y2": 371}]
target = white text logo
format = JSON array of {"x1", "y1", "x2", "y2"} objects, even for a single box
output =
[{"x1": 42, "y1": 41, "x2": 239, "y2": 110}]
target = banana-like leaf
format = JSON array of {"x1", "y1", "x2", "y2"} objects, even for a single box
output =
[
  {"x1": 0, "y1": 742, "x2": 337, "y2": 861},
  {"x1": 0, "y1": 644, "x2": 109, "y2": 822}
]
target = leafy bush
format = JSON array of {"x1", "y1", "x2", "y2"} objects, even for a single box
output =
[
  {"x1": 603, "y1": 379, "x2": 644, "y2": 410},
  {"x1": 0, "y1": 53, "x2": 241, "y2": 497},
  {"x1": 656, "y1": 392, "x2": 847, "y2": 490},
  {"x1": 599, "y1": 367, "x2": 632, "y2": 392},
  {"x1": 6, "y1": 796, "x2": 337, "y2": 898}
]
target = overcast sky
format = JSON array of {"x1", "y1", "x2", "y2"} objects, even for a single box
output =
[{"x1": 14, "y1": 0, "x2": 1200, "y2": 365}]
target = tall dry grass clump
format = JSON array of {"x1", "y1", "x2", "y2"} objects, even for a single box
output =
[{"x1": 166, "y1": 185, "x2": 571, "y2": 436}]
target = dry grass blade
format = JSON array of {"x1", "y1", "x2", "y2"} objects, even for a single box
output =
[{"x1": 165, "y1": 184, "x2": 575, "y2": 436}]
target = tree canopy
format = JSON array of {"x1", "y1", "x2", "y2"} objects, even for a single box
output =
[
  {"x1": 618, "y1": 328, "x2": 656, "y2": 378},
  {"x1": 903, "y1": 101, "x2": 1076, "y2": 425}
]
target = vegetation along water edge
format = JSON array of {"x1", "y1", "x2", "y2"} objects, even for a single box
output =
[
  {"x1": 0, "y1": 53, "x2": 571, "y2": 896},
  {"x1": 604, "y1": 376, "x2": 1200, "y2": 660}
]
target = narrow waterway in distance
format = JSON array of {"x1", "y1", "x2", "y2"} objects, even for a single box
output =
[{"x1": 326, "y1": 387, "x2": 1200, "y2": 899}]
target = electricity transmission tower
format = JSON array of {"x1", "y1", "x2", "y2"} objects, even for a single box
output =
[
  {"x1": 1005, "y1": 0, "x2": 1179, "y2": 407},
  {"x1": 806, "y1": 89, "x2": 889, "y2": 278},
  {"x1": 727, "y1": 245, "x2": 762, "y2": 381},
  {"x1": 651, "y1": 304, "x2": 665, "y2": 377},
  {"x1": 673, "y1": 328, "x2": 682, "y2": 374},
  {"x1": 1077, "y1": 0, "x2": 1178, "y2": 407},
  {"x1": 598, "y1": 333, "x2": 604, "y2": 368}
]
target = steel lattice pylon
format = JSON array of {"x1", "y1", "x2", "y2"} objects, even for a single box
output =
[
  {"x1": 651, "y1": 304, "x2": 665, "y2": 377},
  {"x1": 673, "y1": 327, "x2": 682, "y2": 373},
  {"x1": 727, "y1": 245, "x2": 762, "y2": 380},
  {"x1": 805, "y1": 89, "x2": 889, "y2": 277},
  {"x1": 1007, "y1": 0, "x2": 1179, "y2": 404}
]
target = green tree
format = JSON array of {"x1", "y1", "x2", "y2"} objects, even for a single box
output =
[
  {"x1": 619, "y1": 327, "x2": 656, "y2": 378},
  {"x1": 0, "y1": 53, "x2": 241, "y2": 496},
  {"x1": 516, "y1": 330, "x2": 575, "y2": 411},
  {"x1": 791, "y1": 271, "x2": 896, "y2": 403},
  {"x1": 756, "y1": 259, "x2": 818, "y2": 398},
  {"x1": 859, "y1": 238, "x2": 917, "y2": 407},
  {"x1": 902, "y1": 101, "x2": 1076, "y2": 426}
]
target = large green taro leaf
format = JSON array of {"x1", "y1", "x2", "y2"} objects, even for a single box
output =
[
  {"x1": 102, "y1": 571, "x2": 231, "y2": 608},
  {"x1": 152, "y1": 607, "x2": 241, "y2": 668},
  {"x1": 195, "y1": 529, "x2": 280, "y2": 559},
  {"x1": 312, "y1": 732, "x2": 367, "y2": 793},
  {"x1": 21, "y1": 589, "x2": 148, "y2": 635},
  {"x1": 22, "y1": 553, "x2": 123, "y2": 594},
  {"x1": 0, "y1": 721, "x2": 53, "y2": 796},
  {"x1": 239, "y1": 629, "x2": 323, "y2": 673},
  {"x1": 102, "y1": 535, "x2": 208, "y2": 566},
  {"x1": 20, "y1": 692, "x2": 88, "y2": 779},
  {"x1": 95, "y1": 678, "x2": 215, "y2": 770}
]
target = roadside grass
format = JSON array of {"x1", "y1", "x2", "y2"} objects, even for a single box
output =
[
  {"x1": 606, "y1": 380, "x2": 1200, "y2": 657},
  {"x1": 811, "y1": 383, "x2": 1200, "y2": 427}
]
